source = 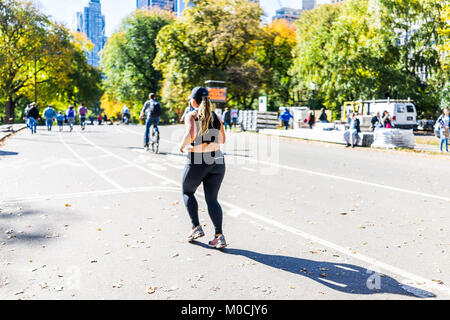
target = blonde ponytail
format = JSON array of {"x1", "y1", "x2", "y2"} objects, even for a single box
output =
[{"x1": 198, "y1": 96, "x2": 214, "y2": 135}]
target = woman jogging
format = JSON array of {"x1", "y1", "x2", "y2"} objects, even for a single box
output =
[{"x1": 179, "y1": 87, "x2": 227, "y2": 249}]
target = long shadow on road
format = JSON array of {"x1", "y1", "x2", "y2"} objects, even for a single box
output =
[
  {"x1": 0, "y1": 151, "x2": 19, "y2": 156},
  {"x1": 192, "y1": 242, "x2": 435, "y2": 299}
]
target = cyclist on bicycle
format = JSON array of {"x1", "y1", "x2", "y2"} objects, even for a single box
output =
[
  {"x1": 121, "y1": 105, "x2": 131, "y2": 124},
  {"x1": 78, "y1": 103, "x2": 88, "y2": 130},
  {"x1": 140, "y1": 93, "x2": 162, "y2": 149}
]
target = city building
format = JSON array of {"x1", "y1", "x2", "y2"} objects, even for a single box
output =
[
  {"x1": 137, "y1": 0, "x2": 175, "y2": 11},
  {"x1": 76, "y1": 0, "x2": 107, "y2": 67},
  {"x1": 302, "y1": 0, "x2": 316, "y2": 10},
  {"x1": 174, "y1": 0, "x2": 195, "y2": 16},
  {"x1": 272, "y1": 7, "x2": 303, "y2": 23},
  {"x1": 272, "y1": 1, "x2": 316, "y2": 23}
]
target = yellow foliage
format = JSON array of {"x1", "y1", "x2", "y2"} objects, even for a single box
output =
[
  {"x1": 70, "y1": 31, "x2": 94, "y2": 53},
  {"x1": 100, "y1": 92, "x2": 124, "y2": 118}
]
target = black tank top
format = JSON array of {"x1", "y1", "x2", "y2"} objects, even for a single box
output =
[{"x1": 191, "y1": 112, "x2": 222, "y2": 147}]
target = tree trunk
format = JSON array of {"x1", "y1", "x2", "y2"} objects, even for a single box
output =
[{"x1": 5, "y1": 99, "x2": 15, "y2": 124}]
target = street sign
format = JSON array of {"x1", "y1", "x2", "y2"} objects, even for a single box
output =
[
  {"x1": 207, "y1": 87, "x2": 228, "y2": 103},
  {"x1": 259, "y1": 96, "x2": 267, "y2": 112}
]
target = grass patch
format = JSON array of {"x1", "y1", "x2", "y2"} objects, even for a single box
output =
[{"x1": 415, "y1": 136, "x2": 439, "y2": 146}]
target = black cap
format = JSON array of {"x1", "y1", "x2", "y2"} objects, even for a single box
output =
[{"x1": 189, "y1": 87, "x2": 209, "y2": 104}]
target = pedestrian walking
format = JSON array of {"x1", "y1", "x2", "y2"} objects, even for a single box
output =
[
  {"x1": 307, "y1": 112, "x2": 315, "y2": 129},
  {"x1": 437, "y1": 108, "x2": 450, "y2": 152},
  {"x1": 371, "y1": 112, "x2": 383, "y2": 131},
  {"x1": 23, "y1": 104, "x2": 31, "y2": 128},
  {"x1": 78, "y1": 103, "x2": 88, "y2": 130},
  {"x1": 179, "y1": 87, "x2": 227, "y2": 249},
  {"x1": 382, "y1": 111, "x2": 392, "y2": 129},
  {"x1": 43, "y1": 105, "x2": 56, "y2": 131},
  {"x1": 180, "y1": 101, "x2": 196, "y2": 123},
  {"x1": 231, "y1": 107, "x2": 239, "y2": 129},
  {"x1": 344, "y1": 113, "x2": 361, "y2": 148},
  {"x1": 279, "y1": 107, "x2": 294, "y2": 130},
  {"x1": 27, "y1": 103, "x2": 40, "y2": 134},
  {"x1": 56, "y1": 111, "x2": 65, "y2": 131},
  {"x1": 66, "y1": 105, "x2": 76, "y2": 132},
  {"x1": 319, "y1": 108, "x2": 329, "y2": 123},
  {"x1": 222, "y1": 108, "x2": 232, "y2": 131}
]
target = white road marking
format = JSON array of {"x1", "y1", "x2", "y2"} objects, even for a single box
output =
[
  {"x1": 157, "y1": 134, "x2": 450, "y2": 203},
  {"x1": 1, "y1": 186, "x2": 180, "y2": 204},
  {"x1": 78, "y1": 129, "x2": 450, "y2": 298},
  {"x1": 100, "y1": 164, "x2": 134, "y2": 174},
  {"x1": 58, "y1": 132, "x2": 126, "y2": 192}
]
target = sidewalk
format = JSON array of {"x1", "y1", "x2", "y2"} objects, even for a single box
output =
[
  {"x1": 259, "y1": 128, "x2": 374, "y2": 147},
  {"x1": 0, "y1": 124, "x2": 27, "y2": 143}
]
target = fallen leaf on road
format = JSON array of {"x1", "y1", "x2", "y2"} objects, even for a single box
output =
[
  {"x1": 432, "y1": 279, "x2": 444, "y2": 285},
  {"x1": 146, "y1": 286, "x2": 156, "y2": 294},
  {"x1": 40, "y1": 283, "x2": 48, "y2": 289},
  {"x1": 172, "y1": 253, "x2": 179, "y2": 258},
  {"x1": 14, "y1": 289, "x2": 24, "y2": 295},
  {"x1": 55, "y1": 286, "x2": 64, "y2": 292},
  {"x1": 65, "y1": 204, "x2": 71, "y2": 208},
  {"x1": 113, "y1": 280, "x2": 124, "y2": 288},
  {"x1": 90, "y1": 260, "x2": 98, "y2": 263}
]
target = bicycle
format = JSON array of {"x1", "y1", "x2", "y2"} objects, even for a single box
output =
[{"x1": 149, "y1": 124, "x2": 160, "y2": 154}]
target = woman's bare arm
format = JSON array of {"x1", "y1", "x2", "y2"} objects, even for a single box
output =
[
  {"x1": 218, "y1": 120, "x2": 226, "y2": 144},
  {"x1": 179, "y1": 112, "x2": 196, "y2": 153}
]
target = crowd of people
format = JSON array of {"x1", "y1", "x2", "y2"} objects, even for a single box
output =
[{"x1": 22, "y1": 103, "x2": 117, "y2": 134}]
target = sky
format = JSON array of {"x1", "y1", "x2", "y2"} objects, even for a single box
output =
[{"x1": 36, "y1": 0, "x2": 329, "y2": 37}]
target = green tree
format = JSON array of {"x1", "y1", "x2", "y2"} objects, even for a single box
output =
[
  {"x1": 100, "y1": 9, "x2": 174, "y2": 119},
  {"x1": 290, "y1": 0, "x2": 447, "y2": 117},
  {"x1": 154, "y1": 0, "x2": 263, "y2": 114},
  {"x1": 0, "y1": 0, "x2": 103, "y2": 123},
  {"x1": 255, "y1": 19, "x2": 297, "y2": 107}
]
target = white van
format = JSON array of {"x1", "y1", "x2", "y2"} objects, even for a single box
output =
[{"x1": 356, "y1": 99, "x2": 418, "y2": 130}]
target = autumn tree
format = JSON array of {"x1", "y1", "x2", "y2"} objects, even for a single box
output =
[
  {"x1": 154, "y1": 0, "x2": 263, "y2": 113},
  {"x1": 255, "y1": 19, "x2": 297, "y2": 108},
  {"x1": 100, "y1": 9, "x2": 174, "y2": 119},
  {"x1": 0, "y1": 0, "x2": 103, "y2": 123},
  {"x1": 291, "y1": 0, "x2": 447, "y2": 117}
]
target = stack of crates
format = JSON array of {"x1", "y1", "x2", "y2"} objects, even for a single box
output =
[
  {"x1": 256, "y1": 112, "x2": 279, "y2": 131},
  {"x1": 240, "y1": 110, "x2": 258, "y2": 131},
  {"x1": 239, "y1": 111, "x2": 279, "y2": 132}
]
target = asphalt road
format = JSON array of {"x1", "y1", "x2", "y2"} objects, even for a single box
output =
[{"x1": 0, "y1": 124, "x2": 449, "y2": 300}]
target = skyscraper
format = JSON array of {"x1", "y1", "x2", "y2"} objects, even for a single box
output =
[
  {"x1": 272, "y1": 1, "x2": 316, "y2": 23},
  {"x1": 76, "y1": 0, "x2": 107, "y2": 67},
  {"x1": 136, "y1": 0, "x2": 175, "y2": 11},
  {"x1": 272, "y1": 7, "x2": 303, "y2": 23},
  {"x1": 302, "y1": 0, "x2": 316, "y2": 10}
]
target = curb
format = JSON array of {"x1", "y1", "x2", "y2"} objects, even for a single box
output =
[{"x1": 0, "y1": 125, "x2": 27, "y2": 145}]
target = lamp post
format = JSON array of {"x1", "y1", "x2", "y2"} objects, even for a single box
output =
[
  {"x1": 309, "y1": 82, "x2": 317, "y2": 111},
  {"x1": 34, "y1": 51, "x2": 62, "y2": 105}
]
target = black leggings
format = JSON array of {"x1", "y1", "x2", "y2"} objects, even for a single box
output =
[{"x1": 182, "y1": 151, "x2": 226, "y2": 235}]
